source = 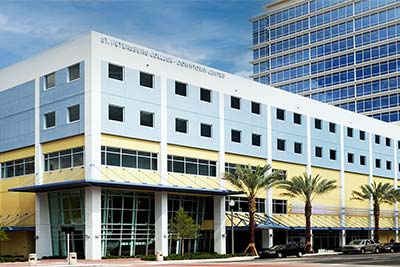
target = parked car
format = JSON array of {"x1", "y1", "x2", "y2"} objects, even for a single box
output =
[
  {"x1": 259, "y1": 244, "x2": 305, "y2": 258},
  {"x1": 342, "y1": 239, "x2": 380, "y2": 254},
  {"x1": 380, "y1": 242, "x2": 400, "y2": 253}
]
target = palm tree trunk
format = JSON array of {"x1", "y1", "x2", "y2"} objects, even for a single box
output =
[
  {"x1": 305, "y1": 200, "x2": 313, "y2": 253},
  {"x1": 248, "y1": 197, "x2": 256, "y2": 254},
  {"x1": 373, "y1": 203, "x2": 380, "y2": 242}
]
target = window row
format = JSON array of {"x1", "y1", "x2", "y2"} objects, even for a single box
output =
[
  {"x1": 355, "y1": 24, "x2": 400, "y2": 48},
  {"x1": 230, "y1": 96, "x2": 261, "y2": 115},
  {"x1": 336, "y1": 101, "x2": 356, "y2": 112},
  {"x1": 311, "y1": 53, "x2": 354, "y2": 75},
  {"x1": 1, "y1": 156, "x2": 34, "y2": 179},
  {"x1": 269, "y1": 2, "x2": 308, "y2": 26},
  {"x1": 44, "y1": 105, "x2": 80, "y2": 129},
  {"x1": 280, "y1": 79, "x2": 310, "y2": 94},
  {"x1": 355, "y1": 0, "x2": 398, "y2": 14},
  {"x1": 310, "y1": 0, "x2": 347, "y2": 13},
  {"x1": 370, "y1": 110, "x2": 400, "y2": 123},
  {"x1": 311, "y1": 70, "x2": 354, "y2": 90},
  {"x1": 270, "y1": 18, "x2": 308, "y2": 41},
  {"x1": 167, "y1": 155, "x2": 216, "y2": 177},
  {"x1": 253, "y1": 60, "x2": 269, "y2": 74},
  {"x1": 276, "y1": 139, "x2": 304, "y2": 154},
  {"x1": 252, "y1": 46, "x2": 268, "y2": 61},
  {"x1": 356, "y1": 76, "x2": 400, "y2": 97},
  {"x1": 253, "y1": 29, "x2": 268, "y2": 45},
  {"x1": 357, "y1": 93, "x2": 400, "y2": 113},
  {"x1": 230, "y1": 130, "x2": 262, "y2": 147},
  {"x1": 270, "y1": 34, "x2": 309, "y2": 55},
  {"x1": 101, "y1": 146, "x2": 158, "y2": 171},
  {"x1": 44, "y1": 147, "x2": 84, "y2": 172},
  {"x1": 254, "y1": 75, "x2": 270, "y2": 85},
  {"x1": 311, "y1": 85, "x2": 355, "y2": 103},
  {"x1": 310, "y1": 21, "x2": 353, "y2": 44},
  {"x1": 270, "y1": 64, "x2": 309, "y2": 84},
  {"x1": 310, "y1": 4, "x2": 353, "y2": 28},
  {"x1": 356, "y1": 41, "x2": 400, "y2": 64},
  {"x1": 253, "y1": 17, "x2": 268, "y2": 33},
  {"x1": 226, "y1": 196, "x2": 266, "y2": 213},
  {"x1": 44, "y1": 63, "x2": 80, "y2": 90},
  {"x1": 355, "y1": 59, "x2": 400, "y2": 80},
  {"x1": 270, "y1": 49, "x2": 309, "y2": 70},
  {"x1": 355, "y1": 7, "x2": 400, "y2": 31},
  {"x1": 310, "y1": 37, "x2": 353, "y2": 59}
]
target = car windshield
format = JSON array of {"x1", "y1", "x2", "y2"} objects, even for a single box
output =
[
  {"x1": 271, "y1": 245, "x2": 285, "y2": 250},
  {"x1": 349, "y1": 240, "x2": 363, "y2": 245}
]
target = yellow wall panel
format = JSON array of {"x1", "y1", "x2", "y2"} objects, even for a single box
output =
[
  {"x1": 42, "y1": 135, "x2": 84, "y2": 154},
  {"x1": 344, "y1": 172, "x2": 369, "y2": 209},
  {"x1": 374, "y1": 176, "x2": 396, "y2": 211},
  {"x1": 309, "y1": 167, "x2": 341, "y2": 207},
  {"x1": 167, "y1": 173, "x2": 220, "y2": 190},
  {"x1": 0, "y1": 146, "x2": 35, "y2": 162},
  {"x1": 100, "y1": 166, "x2": 161, "y2": 184},
  {"x1": 169, "y1": 145, "x2": 218, "y2": 160},
  {"x1": 271, "y1": 161, "x2": 306, "y2": 203},
  {"x1": 102, "y1": 134, "x2": 159, "y2": 153},
  {"x1": 225, "y1": 153, "x2": 265, "y2": 166},
  {"x1": 42, "y1": 167, "x2": 85, "y2": 184},
  {"x1": 0, "y1": 231, "x2": 35, "y2": 258}
]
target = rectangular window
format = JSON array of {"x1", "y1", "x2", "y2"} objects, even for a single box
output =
[
  {"x1": 1, "y1": 156, "x2": 35, "y2": 178},
  {"x1": 252, "y1": 134, "x2": 261, "y2": 147},
  {"x1": 330, "y1": 149, "x2": 337, "y2": 160},
  {"x1": 44, "y1": 111, "x2": 56, "y2": 129},
  {"x1": 277, "y1": 139, "x2": 286, "y2": 151},
  {"x1": 360, "y1": 155, "x2": 366, "y2": 166},
  {"x1": 231, "y1": 129, "x2": 241, "y2": 143},
  {"x1": 140, "y1": 111, "x2": 154, "y2": 127},
  {"x1": 231, "y1": 96, "x2": 241, "y2": 110},
  {"x1": 386, "y1": 160, "x2": 392, "y2": 170},
  {"x1": 200, "y1": 88, "x2": 211, "y2": 102},
  {"x1": 375, "y1": 135, "x2": 380, "y2": 144},
  {"x1": 44, "y1": 147, "x2": 84, "y2": 172},
  {"x1": 272, "y1": 199, "x2": 287, "y2": 214},
  {"x1": 68, "y1": 64, "x2": 80, "y2": 82},
  {"x1": 315, "y1": 119, "x2": 322, "y2": 129},
  {"x1": 200, "y1": 123, "x2": 212, "y2": 138},
  {"x1": 386, "y1": 137, "x2": 391, "y2": 147},
  {"x1": 329, "y1": 122, "x2": 336, "y2": 133},
  {"x1": 347, "y1": 127, "x2": 353, "y2": 137},
  {"x1": 168, "y1": 155, "x2": 216, "y2": 176},
  {"x1": 45, "y1": 72, "x2": 55, "y2": 89},
  {"x1": 102, "y1": 146, "x2": 157, "y2": 171},
  {"x1": 293, "y1": 113, "x2": 302, "y2": 124},
  {"x1": 108, "y1": 63, "x2": 123, "y2": 81},
  {"x1": 276, "y1": 108, "x2": 285, "y2": 120},
  {"x1": 108, "y1": 105, "x2": 124, "y2": 122},
  {"x1": 67, "y1": 105, "x2": 80, "y2": 123},
  {"x1": 175, "y1": 81, "x2": 187, "y2": 96},
  {"x1": 347, "y1": 153, "x2": 354, "y2": 163},
  {"x1": 315, "y1": 146, "x2": 322, "y2": 158},
  {"x1": 294, "y1": 142, "x2": 302, "y2": 154},
  {"x1": 139, "y1": 72, "x2": 154, "y2": 88},
  {"x1": 251, "y1": 102, "x2": 261, "y2": 114},
  {"x1": 359, "y1": 130, "x2": 365, "y2": 140},
  {"x1": 375, "y1": 158, "x2": 381, "y2": 168},
  {"x1": 175, "y1": 118, "x2": 188, "y2": 133}
]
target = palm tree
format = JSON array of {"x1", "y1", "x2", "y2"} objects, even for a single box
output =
[
  {"x1": 224, "y1": 164, "x2": 283, "y2": 256},
  {"x1": 351, "y1": 181, "x2": 400, "y2": 242},
  {"x1": 277, "y1": 173, "x2": 337, "y2": 253}
]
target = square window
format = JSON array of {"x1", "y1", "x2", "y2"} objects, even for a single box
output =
[
  {"x1": 252, "y1": 134, "x2": 261, "y2": 147},
  {"x1": 386, "y1": 160, "x2": 392, "y2": 170},
  {"x1": 277, "y1": 139, "x2": 286, "y2": 151},
  {"x1": 175, "y1": 81, "x2": 187, "y2": 96},
  {"x1": 175, "y1": 118, "x2": 188, "y2": 133},
  {"x1": 398, "y1": 140, "x2": 400, "y2": 149},
  {"x1": 231, "y1": 129, "x2": 241, "y2": 143},
  {"x1": 347, "y1": 153, "x2": 354, "y2": 164},
  {"x1": 45, "y1": 72, "x2": 55, "y2": 89},
  {"x1": 251, "y1": 102, "x2": 261, "y2": 114},
  {"x1": 108, "y1": 64, "x2": 123, "y2": 81},
  {"x1": 294, "y1": 113, "x2": 302, "y2": 124},
  {"x1": 329, "y1": 122, "x2": 336, "y2": 133},
  {"x1": 201, "y1": 123, "x2": 212, "y2": 138},
  {"x1": 277, "y1": 108, "x2": 285, "y2": 120},
  {"x1": 231, "y1": 96, "x2": 241, "y2": 110},
  {"x1": 360, "y1": 155, "x2": 366, "y2": 166},
  {"x1": 68, "y1": 64, "x2": 80, "y2": 82},
  {"x1": 294, "y1": 142, "x2": 302, "y2": 154},
  {"x1": 108, "y1": 105, "x2": 124, "y2": 122},
  {"x1": 315, "y1": 146, "x2": 322, "y2": 158},
  {"x1": 67, "y1": 105, "x2": 80, "y2": 123},
  {"x1": 140, "y1": 72, "x2": 154, "y2": 88},
  {"x1": 375, "y1": 158, "x2": 381, "y2": 168},
  {"x1": 347, "y1": 127, "x2": 353, "y2": 137},
  {"x1": 359, "y1": 130, "x2": 365, "y2": 140},
  {"x1": 140, "y1": 111, "x2": 154, "y2": 127},
  {"x1": 386, "y1": 137, "x2": 391, "y2": 147},
  {"x1": 375, "y1": 135, "x2": 380, "y2": 144},
  {"x1": 330, "y1": 149, "x2": 337, "y2": 160},
  {"x1": 44, "y1": 111, "x2": 56, "y2": 129},
  {"x1": 315, "y1": 118, "x2": 322, "y2": 129},
  {"x1": 200, "y1": 88, "x2": 212, "y2": 102}
]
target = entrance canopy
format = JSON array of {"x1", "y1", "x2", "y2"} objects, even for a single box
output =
[{"x1": 226, "y1": 212, "x2": 289, "y2": 230}]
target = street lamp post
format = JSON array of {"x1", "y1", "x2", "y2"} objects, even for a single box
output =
[{"x1": 229, "y1": 199, "x2": 236, "y2": 254}]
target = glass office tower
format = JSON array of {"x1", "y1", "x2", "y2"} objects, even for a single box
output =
[{"x1": 251, "y1": 0, "x2": 400, "y2": 122}]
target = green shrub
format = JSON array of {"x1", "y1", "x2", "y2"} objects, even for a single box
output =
[
  {"x1": 0, "y1": 256, "x2": 25, "y2": 262},
  {"x1": 139, "y1": 255, "x2": 156, "y2": 261}
]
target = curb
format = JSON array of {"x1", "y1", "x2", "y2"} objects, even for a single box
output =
[{"x1": 147, "y1": 256, "x2": 257, "y2": 264}]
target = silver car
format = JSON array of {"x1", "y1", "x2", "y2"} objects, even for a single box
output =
[{"x1": 342, "y1": 239, "x2": 380, "y2": 254}]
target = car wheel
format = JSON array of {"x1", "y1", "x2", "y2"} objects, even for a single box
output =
[
  {"x1": 375, "y1": 247, "x2": 380, "y2": 254},
  {"x1": 343, "y1": 251, "x2": 348, "y2": 255},
  {"x1": 360, "y1": 248, "x2": 366, "y2": 254},
  {"x1": 390, "y1": 248, "x2": 394, "y2": 253},
  {"x1": 297, "y1": 251, "x2": 303, "y2": 257},
  {"x1": 277, "y1": 253, "x2": 283, "y2": 258}
]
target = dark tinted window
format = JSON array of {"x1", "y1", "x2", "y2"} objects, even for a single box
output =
[
  {"x1": 175, "y1": 118, "x2": 188, "y2": 133},
  {"x1": 330, "y1": 149, "x2": 337, "y2": 160},
  {"x1": 375, "y1": 135, "x2": 380, "y2": 144},
  {"x1": 140, "y1": 72, "x2": 153, "y2": 88},
  {"x1": 347, "y1": 153, "x2": 354, "y2": 163},
  {"x1": 375, "y1": 158, "x2": 381, "y2": 168},
  {"x1": 360, "y1": 155, "x2": 366, "y2": 165},
  {"x1": 200, "y1": 88, "x2": 211, "y2": 102},
  {"x1": 108, "y1": 64, "x2": 123, "y2": 81},
  {"x1": 359, "y1": 130, "x2": 365, "y2": 140},
  {"x1": 252, "y1": 134, "x2": 261, "y2": 146},
  {"x1": 45, "y1": 112, "x2": 56, "y2": 128},
  {"x1": 68, "y1": 64, "x2": 80, "y2": 81},
  {"x1": 140, "y1": 111, "x2": 154, "y2": 127},
  {"x1": 231, "y1": 129, "x2": 241, "y2": 143},
  {"x1": 315, "y1": 146, "x2": 322, "y2": 158},
  {"x1": 386, "y1": 137, "x2": 391, "y2": 147},
  {"x1": 347, "y1": 127, "x2": 353, "y2": 137},
  {"x1": 109, "y1": 105, "x2": 124, "y2": 122},
  {"x1": 294, "y1": 142, "x2": 302, "y2": 154},
  {"x1": 277, "y1": 109, "x2": 285, "y2": 120},
  {"x1": 277, "y1": 139, "x2": 285, "y2": 151},
  {"x1": 315, "y1": 119, "x2": 322, "y2": 129},
  {"x1": 201, "y1": 123, "x2": 212, "y2": 138},
  {"x1": 67, "y1": 105, "x2": 80, "y2": 123},
  {"x1": 329, "y1": 122, "x2": 336, "y2": 133},
  {"x1": 231, "y1": 96, "x2": 241, "y2": 110},
  {"x1": 294, "y1": 113, "x2": 302, "y2": 124},
  {"x1": 175, "y1": 81, "x2": 187, "y2": 96},
  {"x1": 251, "y1": 102, "x2": 261, "y2": 114}
]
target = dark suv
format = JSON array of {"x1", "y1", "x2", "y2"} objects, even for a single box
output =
[{"x1": 259, "y1": 244, "x2": 305, "y2": 258}]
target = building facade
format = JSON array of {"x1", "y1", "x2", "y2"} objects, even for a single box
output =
[
  {"x1": 251, "y1": 0, "x2": 400, "y2": 122},
  {"x1": 1, "y1": 32, "x2": 400, "y2": 259}
]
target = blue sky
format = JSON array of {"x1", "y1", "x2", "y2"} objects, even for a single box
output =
[{"x1": 0, "y1": 0, "x2": 273, "y2": 77}]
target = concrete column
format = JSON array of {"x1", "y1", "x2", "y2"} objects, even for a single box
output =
[
  {"x1": 368, "y1": 133, "x2": 374, "y2": 229},
  {"x1": 393, "y1": 142, "x2": 398, "y2": 241},
  {"x1": 84, "y1": 187, "x2": 102, "y2": 260},
  {"x1": 155, "y1": 191, "x2": 168, "y2": 256},
  {"x1": 339, "y1": 125, "x2": 346, "y2": 230},
  {"x1": 218, "y1": 91, "x2": 225, "y2": 188},
  {"x1": 266, "y1": 104, "x2": 273, "y2": 247},
  {"x1": 339, "y1": 229, "x2": 346, "y2": 247},
  {"x1": 214, "y1": 195, "x2": 226, "y2": 254},
  {"x1": 159, "y1": 77, "x2": 168, "y2": 185},
  {"x1": 35, "y1": 193, "x2": 52, "y2": 258},
  {"x1": 262, "y1": 229, "x2": 273, "y2": 248}
]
